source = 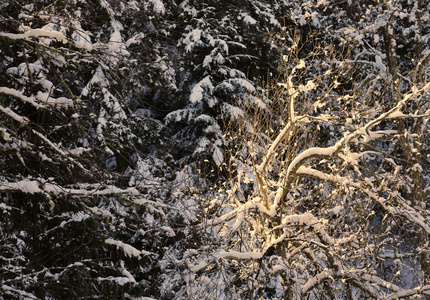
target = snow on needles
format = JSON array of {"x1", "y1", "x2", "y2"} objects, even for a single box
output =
[
  {"x1": 105, "y1": 239, "x2": 155, "y2": 259},
  {"x1": 190, "y1": 76, "x2": 214, "y2": 106},
  {"x1": 0, "y1": 28, "x2": 67, "y2": 44}
]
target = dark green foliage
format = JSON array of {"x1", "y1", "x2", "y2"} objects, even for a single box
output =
[{"x1": 0, "y1": 0, "x2": 182, "y2": 298}]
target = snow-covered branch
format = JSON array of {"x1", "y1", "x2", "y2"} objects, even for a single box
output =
[
  {"x1": 105, "y1": 239, "x2": 155, "y2": 259},
  {"x1": 186, "y1": 250, "x2": 264, "y2": 272},
  {"x1": 0, "y1": 178, "x2": 139, "y2": 197},
  {"x1": 0, "y1": 28, "x2": 67, "y2": 43}
]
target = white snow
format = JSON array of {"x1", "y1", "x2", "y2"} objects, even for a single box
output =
[
  {"x1": 59, "y1": 212, "x2": 90, "y2": 228},
  {"x1": 302, "y1": 269, "x2": 335, "y2": 294},
  {"x1": 240, "y1": 12, "x2": 257, "y2": 25},
  {"x1": 388, "y1": 110, "x2": 407, "y2": 118},
  {"x1": 215, "y1": 250, "x2": 263, "y2": 260},
  {"x1": 330, "y1": 205, "x2": 343, "y2": 215},
  {"x1": 105, "y1": 238, "x2": 154, "y2": 259},
  {"x1": 0, "y1": 179, "x2": 42, "y2": 194},
  {"x1": 36, "y1": 91, "x2": 74, "y2": 108},
  {"x1": 194, "y1": 137, "x2": 211, "y2": 154},
  {"x1": 190, "y1": 76, "x2": 214, "y2": 104},
  {"x1": 411, "y1": 163, "x2": 423, "y2": 172},
  {"x1": 107, "y1": 20, "x2": 125, "y2": 52},
  {"x1": 148, "y1": 0, "x2": 165, "y2": 14},
  {"x1": 0, "y1": 127, "x2": 11, "y2": 141},
  {"x1": 71, "y1": 22, "x2": 94, "y2": 51},
  {"x1": 375, "y1": 55, "x2": 386, "y2": 73},
  {"x1": 0, "y1": 87, "x2": 45, "y2": 109},
  {"x1": 213, "y1": 146, "x2": 223, "y2": 167},
  {"x1": 187, "y1": 249, "x2": 263, "y2": 272},
  {"x1": 0, "y1": 177, "x2": 140, "y2": 197},
  {"x1": 1, "y1": 284, "x2": 37, "y2": 299},
  {"x1": 0, "y1": 28, "x2": 67, "y2": 43},
  {"x1": 0, "y1": 105, "x2": 29, "y2": 124},
  {"x1": 97, "y1": 274, "x2": 135, "y2": 286},
  {"x1": 286, "y1": 137, "x2": 345, "y2": 179},
  {"x1": 222, "y1": 103, "x2": 244, "y2": 120},
  {"x1": 68, "y1": 147, "x2": 91, "y2": 156},
  {"x1": 0, "y1": 203, "x2": 13, "y2": 211},
  {"x1": 182, "y1": 28, "x2": 202, "y2": 53},
  {"x1": 202, "y1": 55, "x2": 212, "y2": 68},
  {"x1": 125, "y1": 32, "x2": 145, "y2": 47}
]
